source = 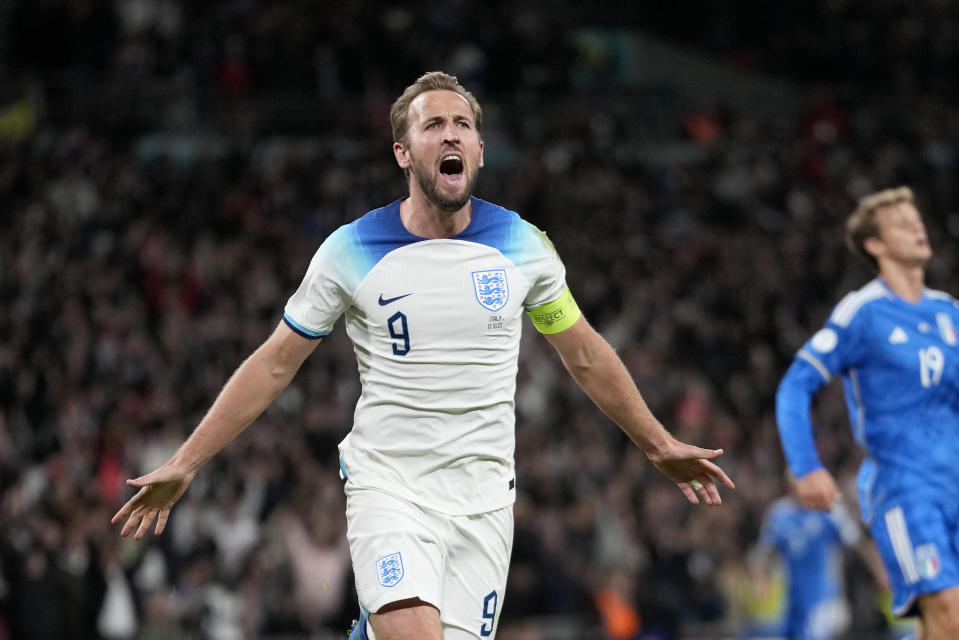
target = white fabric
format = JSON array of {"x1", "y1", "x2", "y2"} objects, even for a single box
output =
[
  {"x1": 346, "y1": 487, "x2": 512, "y2": 638},
  {"x1": 285, "y1": 202, "x2": 567, "y2": 514}
]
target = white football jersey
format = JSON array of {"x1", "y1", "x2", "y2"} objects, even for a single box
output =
[{"x1": 284, "y1": 197, "x2": 570, "y2": 515}]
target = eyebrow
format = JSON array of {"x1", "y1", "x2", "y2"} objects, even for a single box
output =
[{"x1": 422, "y1": 114, "x2": 473, "y2": 126}]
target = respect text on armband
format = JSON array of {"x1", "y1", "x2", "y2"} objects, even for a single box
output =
[{"x1": 531, "y1": 308, "x2": 566, "y2": 327}]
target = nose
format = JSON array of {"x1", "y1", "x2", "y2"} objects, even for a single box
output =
[{"x1": 442, "y1": 123, "x2": 459, "y2": 143}]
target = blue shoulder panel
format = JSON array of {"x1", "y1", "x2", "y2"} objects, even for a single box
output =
[
  {"x1": 455, "y1": 197, "x2": 518, "y2": 256},
  {"x1": 344, "y1": 197, "x2": 525, "y2": 282},
  {"x1": 338, "y1": 200, "x2": 423, "y2": 285},
  {"x1": 351, "y1": 199, "x2": 422, "y2": 262}
]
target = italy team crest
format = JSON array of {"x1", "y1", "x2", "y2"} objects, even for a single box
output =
[
  {"x1": 916, "y1": 543, "x2": 941, "y2": 579},
  {"x1": 936, "y1": 313, "x2": 957, "y2": 346},
  {"x1": 376, "y1": 552, "x2": 405, "y2": 587},
  {"x1": 472, "y1": 269, "x2": 509, "y2": 312}
]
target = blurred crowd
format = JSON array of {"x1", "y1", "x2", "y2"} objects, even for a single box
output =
[
  {"x1": 628, "y1": 0, "x2": 959, "y2": 104},
  {"x1": 4, "y1": 2, "x2": 959, "y2": 640}
]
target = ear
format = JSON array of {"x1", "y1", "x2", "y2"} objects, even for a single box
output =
[
  {"x1": 863, "y1": 235, "x2": 885, "y2": 259},
  {"x1": 478, "y1": 139, "x2": 485, "y2": 168},
  {"x1": 393, "y1": 142, "x2": 410, "y2": 169}
]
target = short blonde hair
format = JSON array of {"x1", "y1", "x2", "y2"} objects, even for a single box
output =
[
  {"x1": 845, "y1": 186, "x2": 915, "y2": 268},
  {"x1": 389, "y1": 71, "x2": 483, "y2": 146}
]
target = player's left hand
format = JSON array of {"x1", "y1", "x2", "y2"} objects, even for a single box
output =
[{"x1": 647, "y1": 441, "x2": 735, "y2": 506}]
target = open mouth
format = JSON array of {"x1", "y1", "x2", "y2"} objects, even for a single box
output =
[{"x1": 439, "y1": 155, "x2": 464, "y2": 182}]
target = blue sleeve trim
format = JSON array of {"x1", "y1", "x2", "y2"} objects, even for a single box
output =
[
  {"x1": 339, "y1": 456, "x2": 348, "y2": 480},
  {"x1": 776, "y1": 357, "x2": 830, "y2": 477},
  {"x1": 283, "y1": 314, "x2": 328, "y2": 339}
]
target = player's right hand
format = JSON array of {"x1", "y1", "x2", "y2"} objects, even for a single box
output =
[
  {"x1": 110, "y1": 465, "x2": 195, "y2": 539},
  {"x1": 795, "y1": 468, "x2": 840, "y2": 511}
]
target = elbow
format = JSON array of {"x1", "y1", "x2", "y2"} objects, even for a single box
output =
[
  {"x1": 247, "y1": 348, "x2": 298, "y2": 389},
  {"x1": 565, "y1": 359, "x2": 594, "y2": 381},
  {"x1": 561, "y1": 347, "x2": 597, "y2": 379},
  {"x1": 267, "y1": 356, "x2": 299, "y2": 386}
]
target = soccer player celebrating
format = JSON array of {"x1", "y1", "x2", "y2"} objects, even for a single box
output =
[
  {"x1": 112, "y1": 72, "x2": 734, "y2": 640},
  {"x1": 776, "y1": 186, "x2": 959, "y2": 639}
]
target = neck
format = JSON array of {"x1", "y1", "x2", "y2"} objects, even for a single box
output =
[
  {"x1": 879, "y1": 262, "x2": 926, "y2": 303},
  {"x1": 400, "y1": 188, "x2": 472, "y2": 239}
]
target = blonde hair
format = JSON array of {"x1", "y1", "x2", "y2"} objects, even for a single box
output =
[
  {"x1": 389, "y1": 71, "x2": 483, "y2": 146},
  {"x1": 845, "y1": 186, "x2": 915, "y2": 268}
]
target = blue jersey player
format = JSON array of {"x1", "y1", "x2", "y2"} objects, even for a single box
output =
[
  {"x1": 750, "y1": 477, "x2": 889, "y2": 640},
  {"x1": 776, "y1": 187, "x2": 959, "y2": 639}
]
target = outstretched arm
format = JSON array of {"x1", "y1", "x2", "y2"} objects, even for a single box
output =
[
  {"x1": 544, "y1": 316, "x2": 734, "y2": 505},
  {"x1": 111, "y1": 321, "x2": 320, "y2": 538}
]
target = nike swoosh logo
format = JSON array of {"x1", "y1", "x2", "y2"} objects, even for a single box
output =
[{"x1": 378, "y1": 293, "x2": 413, "y2": 306}]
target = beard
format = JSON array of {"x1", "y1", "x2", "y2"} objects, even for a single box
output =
[{"x1": 409, "y1": 154, "x2": 479, "y2": 213}]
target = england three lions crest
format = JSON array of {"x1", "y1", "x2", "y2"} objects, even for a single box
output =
[
  {"x1": 472, "y1": 269, "x2": 509, "y2": 312},
  {"x1": 376, "y1": 552, "x2": 404, "y2": 588}
]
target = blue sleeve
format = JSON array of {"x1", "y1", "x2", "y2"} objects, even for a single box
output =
[{"x1": 776, "y1": 356, "x2": 830, "y2": 477}]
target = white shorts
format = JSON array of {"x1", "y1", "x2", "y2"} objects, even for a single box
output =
[{"x1": 345, "y1": 486, "x2": 513, "y2": 639}]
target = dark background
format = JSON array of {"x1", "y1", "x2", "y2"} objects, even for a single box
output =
[{"x1": 2, "y1": 1, "x2": 957, "y2": 638}]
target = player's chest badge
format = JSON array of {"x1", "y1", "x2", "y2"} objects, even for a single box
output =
[
  {"x1": 472, "y1": 269, "x2": 509, "y2": 311},
  {"x1": 936, "y1": 313, "x2": 957, "y2": 346}
]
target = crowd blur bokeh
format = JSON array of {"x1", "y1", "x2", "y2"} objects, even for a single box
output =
[{"x1": 3, "y1": 2, "x2": 959, "y2": 639}]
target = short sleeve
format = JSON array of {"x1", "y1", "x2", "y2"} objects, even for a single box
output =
[
  {"x1": 283, "y1": 225, "x2": 354, "y2": 338},
  {"x1": 515, "y1": 222, "x2": 568, "y2": 310}
]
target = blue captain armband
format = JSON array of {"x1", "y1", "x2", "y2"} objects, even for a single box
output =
[{"x1": 526, "y1": 287, "x2": 581, "y2": 335}]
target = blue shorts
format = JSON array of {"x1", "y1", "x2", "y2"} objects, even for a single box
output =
[{"x1": 869, "y1": 494, "x2": 959, "y2": 616}]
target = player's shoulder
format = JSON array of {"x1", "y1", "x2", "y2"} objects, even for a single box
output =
[
  {"x1": 462, "y1": 197, "x2": 553, "y2": 253},
  {"x1": 829, "y1": 279, "x2": 889, "y2": 328},
  {"x1": 924, "y1": 287, "x2": 959, "y2": 308},
  {"x1": 469, "y1": 197, "x2": 523, "y2": 232},
  {"x1": 348, "y1": 199, "x2": 405, "y2": 237},
  {"x1": 472, "y1": 196, "x2": 519, "y2": 219},
  {"x1": 309, "y1": 200, "x2": 416, "y2": 280},
  {"x1": 315, "y1": 201, "x2": 401, "y2": 248},
  {"x1": 324, "y1": 199, "x2": 422, "y2": 256}
]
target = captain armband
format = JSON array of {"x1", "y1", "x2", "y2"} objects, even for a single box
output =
[{"x1": 526, "y1": 286, "x2": 582, "y2": 335}]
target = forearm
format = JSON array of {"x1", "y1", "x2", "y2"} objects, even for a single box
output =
[
  {"x1": 169, "y1": 335, "x2": 308, "y2": 472},
  {"x1": 775, "y1": 359, "x2": 828, "y2": 476},
  {"x1": 555, "y1": 327, "x2": 671, "y2": 456}
]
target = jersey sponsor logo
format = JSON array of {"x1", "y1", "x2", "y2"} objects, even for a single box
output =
[
  {"x1": 378, "y1": 292, "x2": 413, "y2": 306},
  {"x1": 811, "y1": 328, "x2": 838, "y2": 353},
  {"x1": 936, "y1": 313, "x2": 957, "y2": 345},
  {"x1": 472, "y1": 269, "x2": 509, "y2": 312},
  {"x1": 916, "y1": 543, "x2": 941, "y2": 579},
  {"x1": 376, "y1": 552, "x2": 405, "y2": 587},
  {"x1": 888, "y1": 327, "x2": 908, "y2": 344}
]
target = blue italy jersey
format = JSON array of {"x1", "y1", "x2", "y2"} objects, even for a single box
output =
[
  {"x1": 777, "y1": 278, "x2": 959, "y2": 520},
  {"x1": 760, "y1": 497, "x2": 860, "y2": 639}
]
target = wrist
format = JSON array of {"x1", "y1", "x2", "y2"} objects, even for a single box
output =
[
  {"x1": 640, "y1": 424, "x2": 674, "y2": 459},
  {"x1": 167, "y1": 451, "x2": 205, "y2": 475}
]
